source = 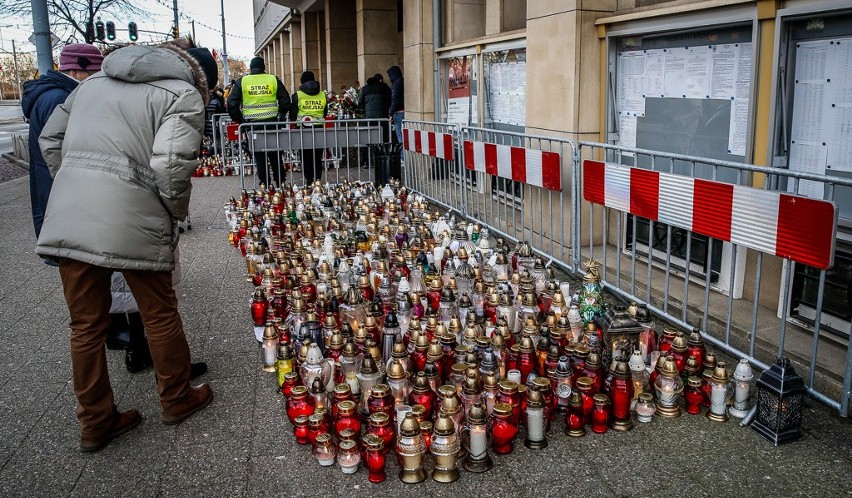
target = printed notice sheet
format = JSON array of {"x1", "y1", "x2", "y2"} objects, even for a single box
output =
[
  {"x1": 727, "y1": 43, "x2": 752, "y2": 156},
  {"x1": 615, "y1": 42, "x2": 753, "y2": 157},
  {"x1": 789, "y1": 143, "x2": 827, "y2": 200},
  {"x1": 618, "y1": 51, "x2": 646, "y2": 115},
  {"x1": 790, "y1": 37, "x2": 852, "y2": 183}
]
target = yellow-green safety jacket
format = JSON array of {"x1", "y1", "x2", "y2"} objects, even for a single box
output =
[
  {"x1": 241, "y1": 73, "x2": 278, "y2": 121},
  {"x1": 296, "y1": 90, "x2": 326, "y2": 126}
]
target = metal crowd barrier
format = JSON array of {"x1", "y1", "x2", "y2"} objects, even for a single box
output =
[
  {"x1": 238, "y1": 119, "x2": 387, "y2": 189},
  {"x1": 403, "y1": 120, "x2": 577, "y2": 274},
  {"x1": 577, "y1": 141, "x2": 852, "y2": 417},
  {"x1": 401, "y1": 120, "x2": 461, "y2": 213},
  {"x1": 210, "y1": 113, "x2": 233, "y2": 167},
  {"x1": 401, "y1": 120, "x2": 852, "y2": 416}
]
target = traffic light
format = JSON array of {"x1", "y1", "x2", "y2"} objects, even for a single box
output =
[
  {"x1": 106, "y1": 21, "x2": 116, "y2": 41},
  {"x1": 85, "y1": 20, "x2": 95, "y2": 43},
  {"x1": 128, "y1": 22, "x2": 138, "y2": 41},
  {"x1": 172, "y1": 25, "x2": 179, "y2": 39},
  {"x1": 95, "y1": 20, "x2": 105, "y2": 41}
]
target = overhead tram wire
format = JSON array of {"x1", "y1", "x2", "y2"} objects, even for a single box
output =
[{"x1": 150, "y1": 0, "x2": 254, "y2": 40}]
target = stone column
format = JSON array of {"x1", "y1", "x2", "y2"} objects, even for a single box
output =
[
  {"x1": 289, "y1": 18, "x2": 304, "y2": 89},
  {"x1": 524, "y1": 1, "x2": 616, "y2": 257},
  {"x1": 402, "y1": 0, "x2": 433, "y2": 121},
  {"x1": 356, "y1": 0, "x2": 399, "y2": 85},
  {"x1": 301, "y1": 11, "x2": 323, "y2": 87},
  {"x1": 270, "y1": 38, "x2": 279, "y2": 78},
  {"x1": 280, "y1": 32, "x2": 291, "y2": 91},
  {"x1": 325, "y1": 0, "x2": 358, "y2": 91},
  {"x1": 525, "y1": 1, "x2": 614, "y2": 141}
]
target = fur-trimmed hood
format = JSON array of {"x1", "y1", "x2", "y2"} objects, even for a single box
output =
[{"x1": 101, "y1": 43, "x2": 209, "y2": 105}]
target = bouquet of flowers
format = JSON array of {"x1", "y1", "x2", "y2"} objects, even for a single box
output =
[{"x1": 326, "y1": 84, "x2": 363, "y2": 119}]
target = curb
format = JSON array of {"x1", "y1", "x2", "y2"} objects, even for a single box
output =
[{"x1": 0, "y1": 153, "x2": 28, "y2": 169}]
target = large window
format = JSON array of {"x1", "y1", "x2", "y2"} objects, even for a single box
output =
[
  {"x1": 776, "y1": 9, "x2": 852, "y2": 337},
  {"x1": 611, "y1": 24, "x2": 755, "y2": 289},
  {"x1": 438, "y1": 43, "x2": 527, "y2": 206}
]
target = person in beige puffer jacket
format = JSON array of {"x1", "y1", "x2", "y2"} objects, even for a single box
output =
[{"x1": 37, "y1": 39, "x2": 216, "y2": 452}]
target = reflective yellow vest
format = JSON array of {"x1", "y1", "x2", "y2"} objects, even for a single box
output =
[
  {"x1": 297, "y1": 90, "x2": 327, "y2": 126},
  {"x1": 241, "y1": 74, "x2": 278, "y2": 121}
]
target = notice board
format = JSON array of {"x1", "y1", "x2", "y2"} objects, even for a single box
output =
[
  {"x1": 788, "y1": 37, "x2": 852, "y2": 201},
  {"x1": 614, "y1": 25, "x2": 753, "y2": 179}
]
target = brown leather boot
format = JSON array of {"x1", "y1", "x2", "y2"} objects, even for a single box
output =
[
  {"x1": 80, "y1": 409, "x2": 143, "y2": 452},
  {"x1": 162, "y1": 384, "x2": 214, "y2": 425}
]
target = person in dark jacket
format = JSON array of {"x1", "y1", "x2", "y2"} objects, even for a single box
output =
[
  {"x1": 387, "y1": 65, "x2": 404, "y2": 145},
  {"x1": 21, "y1": 43, "x2": 103, "y2": 264},
  {"x1": 204, "y1": 87, "x2": 225, "y2": 141},
  {"x1": 358, "y1": 75, "x2": 391, "y2": 142},
  {"x1": 289, "y1": 71, "x2": 327, "y2": 185},
  {"x1": 227, "y1": 56, "x2": 290, "y2": 187}
]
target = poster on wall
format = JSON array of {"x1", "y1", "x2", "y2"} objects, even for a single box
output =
[{"x1": 447, "y1": 57, "x2": 472, "y2": 125}]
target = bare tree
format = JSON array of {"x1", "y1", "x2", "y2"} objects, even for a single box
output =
[{"x1": 1, "y1": 0, "x2": 151, "y2": 44}]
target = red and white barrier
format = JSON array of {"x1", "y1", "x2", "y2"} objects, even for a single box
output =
[
  {"x1": 403, "y1": 128, "x2": 454, "y2": 161},
  {"x1": 582, "y1": 160, "x2": 837, "y2": 269},
  {"x1": 462, "y1": 140, "x2": 562, "y2": 192}
]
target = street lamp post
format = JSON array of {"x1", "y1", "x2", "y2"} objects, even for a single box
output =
[
  {"x1": 30, "y1": 0, "x2": 53, "y2": 76},
  {"x1": 220, "y1": 0, "x2": 229, "y2": 87}
]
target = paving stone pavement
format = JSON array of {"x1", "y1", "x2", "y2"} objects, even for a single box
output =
[
  {"x1": 0, "y1": 174, "x2": 850, "y2": 497},
  {"x1": 0, "y1": 157, "x2": 27, "y2": 184}
]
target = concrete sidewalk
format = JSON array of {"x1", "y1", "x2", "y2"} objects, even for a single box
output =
[{"x1": 0, "y1": 175, "x2": 849, "y2": 497}]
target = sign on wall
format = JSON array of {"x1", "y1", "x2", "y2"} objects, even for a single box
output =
[{"x1": 447, "y1": 56, "x2": 474, "y2": 125}]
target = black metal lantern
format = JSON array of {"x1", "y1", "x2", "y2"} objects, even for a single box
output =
[
  {"x1": 596, "y1": 305, "x2": 645, "y2": 365},
  {"x1": 751, "y1": 357, "x2": 806, "y2": 446}
]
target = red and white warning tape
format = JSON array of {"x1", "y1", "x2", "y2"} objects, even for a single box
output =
[
  {"x1": 582, "y1": 160, "x2": 837, "y2": 269},
  {"x1": 403, "y1": 129, "x2": 454, "y2": 161},
  {"x1": 463, "y1": 141, "x2": 562, "y2": 192}
]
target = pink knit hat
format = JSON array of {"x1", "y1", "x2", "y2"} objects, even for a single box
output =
[{"x1": 59, "y1": 43, "x2": 104, "y2": 72}]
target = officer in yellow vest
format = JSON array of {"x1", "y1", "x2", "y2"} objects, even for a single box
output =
[
  {"x1": 227, "y1": 56, "x2": 290, "y2": 186},
  {"x1": 289, "y1": 71, "x2": 328, "y2": 184}
]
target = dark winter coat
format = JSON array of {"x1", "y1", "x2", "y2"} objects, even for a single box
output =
[
  {"x1": 37, "y1": 43, "x2": 209, "y2": 271},
  {"x1": 204, "y1": 91, "x2": 225, "y2": 137},
  {"x1": 21, "y1": 70, "x2": 79, "y2": 237},
  {"x1": 387, "y1": 66, "x2": 404, "y2": 115},
  {"x1": 358, "y1": 81, "x2": 390, "y2": 119}
]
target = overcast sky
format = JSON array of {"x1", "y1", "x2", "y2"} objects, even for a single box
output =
[{"x1": 0, "y1": 0, "x2": 257, "y2": 60}]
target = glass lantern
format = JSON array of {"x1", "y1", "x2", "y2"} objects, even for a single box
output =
[
  {"x1": 312, "y1": 432, "x2": 337, "y2": 467},
  {"x1": 396, "y1": 413, "x2": 427, "y2": 484},
  {"x1": 430, "y1": 412, "x2": 461, "y2": 483},
  {"x1": 654, "y1": 358, "x2": 684, "y2": 418},
  {"x1": 363, "y1": 434, "x2": 386, "y2": 483},
  {"x1": 706, "y1": 362, "x2": 732, "y2": 423},
  {"x1": 729, "y1": 359, "x2": 754, "y2": 419},
  {"x1": 461, "y1": 402, "x2": 493, "y2": 473},
  {"x1": 261, "y1": 323, "x2": 278, "y2": 373},
  {"x1": 751, "y1": 357, "x2": 807, "y2": 445},
  {"x1": 337, "y1": 439, "x2": 361, "y2": 474},
  {"x1": 634, "y1": 392, "x2": 656, "y2": 422},
  {"x1": 386, "y1": 359, "x2": 411, "y2": 407},
  {"x1": 524, "y1": 387, "x2": 548, "y2": 449}
]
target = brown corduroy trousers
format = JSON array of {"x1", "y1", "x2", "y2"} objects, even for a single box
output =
[{"x1": 58, "y1": 258, "x2": 191, "y2": 438}]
